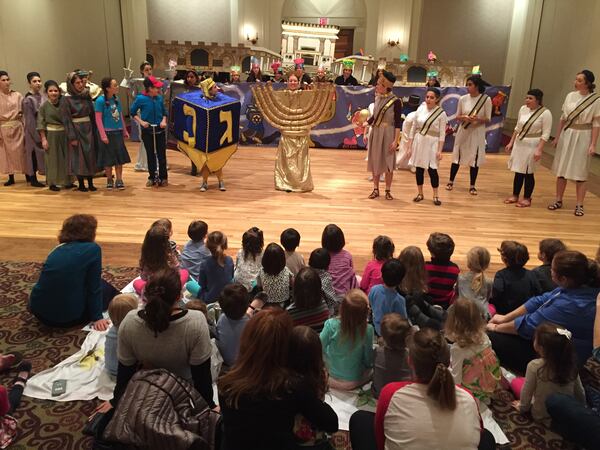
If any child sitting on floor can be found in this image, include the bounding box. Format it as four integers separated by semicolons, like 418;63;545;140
321;224;357;297
281;228;305;276
196;231;234;304
360;235;395;295
372;313;412;398
491;240;541;315
425;232;460;309
256;243;293;306
308;248;339;315
180;220;210;282
216;283;250;368
511;322;585;423
532;238;566;293
105;294;138;377
368;259;407;336
151;218;180;267
233;227;264;292
445;297;501;404
320;289;374;390
457;246;493;318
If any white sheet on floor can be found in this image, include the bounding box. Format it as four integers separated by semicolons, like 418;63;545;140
325;386;509;445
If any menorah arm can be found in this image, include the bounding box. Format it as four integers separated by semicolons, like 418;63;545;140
253;84;334;123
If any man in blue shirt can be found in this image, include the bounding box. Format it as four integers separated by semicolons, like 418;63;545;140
130;76;168;187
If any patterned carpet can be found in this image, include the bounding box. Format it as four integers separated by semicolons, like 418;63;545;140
0;260;594;449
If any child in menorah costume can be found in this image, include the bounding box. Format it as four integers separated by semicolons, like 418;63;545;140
252;77;334;192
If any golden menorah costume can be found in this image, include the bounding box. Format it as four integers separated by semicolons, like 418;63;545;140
252;83;334;192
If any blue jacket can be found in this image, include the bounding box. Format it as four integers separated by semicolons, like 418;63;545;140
130;93;166;126
29;241;103;326
515;286;599;364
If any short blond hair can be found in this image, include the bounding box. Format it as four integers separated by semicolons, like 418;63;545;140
108;294;138;327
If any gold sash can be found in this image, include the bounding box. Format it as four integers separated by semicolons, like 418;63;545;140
72;116;90;123
46;124;65;131
0;120;21;128
419;106;444;136
517;107;546;140
463;94;488;129
373;95;400;127
564;93;600;130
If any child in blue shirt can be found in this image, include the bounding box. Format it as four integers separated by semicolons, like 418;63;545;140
130;76;168;187
180;220;210;282
368;258;407;335
216;283;250;368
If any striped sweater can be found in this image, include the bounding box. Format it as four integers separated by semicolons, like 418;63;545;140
425;260;459;308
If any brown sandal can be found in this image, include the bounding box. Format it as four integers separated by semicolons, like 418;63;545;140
385;190;393;200
368;188;379;199
504;196;518;204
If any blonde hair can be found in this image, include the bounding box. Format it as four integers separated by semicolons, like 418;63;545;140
108;294;138;327
466;247;490;294
444;297;486;348
339;289;369;344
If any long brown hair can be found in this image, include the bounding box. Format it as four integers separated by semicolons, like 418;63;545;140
466;247;490;294
444;297;486;348
139;227;171;273
535;322;578;385
142;268;182;335
288;326;328;399
408;328;456;410
339;289;369;344
398;246;428;294
218;309;293;408
206;231;227;266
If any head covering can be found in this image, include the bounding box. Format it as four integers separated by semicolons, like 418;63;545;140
230;65;241;75
271;61;282;73
147;75;163;88
294;58;305;69
342;59;354;69
75;69;91;79
201;77;216;99
471;65;482;75
377;62;386;70
381;71;396;88
66;71;90;98
251;57;260;70
427;70;439;77
399;54;409;62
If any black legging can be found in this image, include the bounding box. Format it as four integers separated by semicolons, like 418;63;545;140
415;167;439;188
512;173;535;198
449;163;479;186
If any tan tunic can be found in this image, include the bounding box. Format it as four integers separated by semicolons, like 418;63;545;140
367;93;400;174
0;90;25;174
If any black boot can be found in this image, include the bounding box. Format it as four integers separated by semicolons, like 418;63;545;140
29;173;45;188
77;176;88;192
87;176;97;192
3;174;15;186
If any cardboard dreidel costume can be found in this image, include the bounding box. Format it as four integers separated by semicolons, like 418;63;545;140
172;78;240;191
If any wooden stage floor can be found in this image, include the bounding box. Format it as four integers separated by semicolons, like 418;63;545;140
0;144;598;273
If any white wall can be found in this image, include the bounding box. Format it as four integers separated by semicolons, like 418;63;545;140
0;0;126;94
531;0;600;127
416;0;514;84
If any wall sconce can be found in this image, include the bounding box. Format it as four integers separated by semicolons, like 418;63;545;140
246;32;258;45
387;38;400;47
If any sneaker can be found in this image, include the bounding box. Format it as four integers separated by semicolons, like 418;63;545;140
106;180;114;190
146;179;155;187
200;182;208;192
219;181;226;191
115;180;125;190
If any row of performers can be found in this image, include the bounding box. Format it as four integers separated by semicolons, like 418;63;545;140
364;70;599;217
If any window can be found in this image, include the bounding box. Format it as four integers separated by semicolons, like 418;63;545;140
407;66;427;83
190;49;209;66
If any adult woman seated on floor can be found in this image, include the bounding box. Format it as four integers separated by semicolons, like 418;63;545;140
349;327;495;450
487;250;600;374
218;308;338;450
29;214;117;330
104;267;214;409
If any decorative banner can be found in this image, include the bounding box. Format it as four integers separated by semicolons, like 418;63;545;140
165;82;511;152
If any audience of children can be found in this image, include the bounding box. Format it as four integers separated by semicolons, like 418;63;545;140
445;297;501;403
491;240;542;315
256;243;294;305
511;322;585;423
457;246;493;318
371;313;412;398
104;294;138;377
425;232;460;308
180;220;210;282
308;248;340;314
281;228;306;276
286;267;330;332
233;227;264;291
397;245;446;330
360;235;395;295
368;258;407;336
197;231;234;303
321;224;358;296
320;289;374;390
532;238;566;293
216;283;250;368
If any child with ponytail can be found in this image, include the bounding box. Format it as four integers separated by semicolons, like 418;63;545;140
197;231;234;303
457;247;493;318
511;322;585;423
